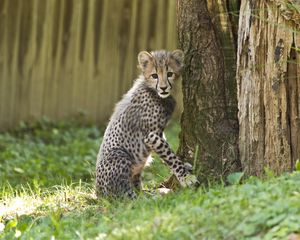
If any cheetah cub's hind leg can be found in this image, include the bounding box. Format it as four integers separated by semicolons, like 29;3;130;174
144;132;198;187
97;150;137;199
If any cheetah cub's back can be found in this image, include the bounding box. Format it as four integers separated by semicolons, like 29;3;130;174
96;49;198;198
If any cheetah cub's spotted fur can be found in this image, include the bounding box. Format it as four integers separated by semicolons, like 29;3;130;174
96;49;198;198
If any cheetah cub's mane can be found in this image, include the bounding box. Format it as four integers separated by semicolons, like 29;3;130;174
110;49;184;122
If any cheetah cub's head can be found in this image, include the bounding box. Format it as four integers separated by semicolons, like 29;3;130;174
138;49;184;98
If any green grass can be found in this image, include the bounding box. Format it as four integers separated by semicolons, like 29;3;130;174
1;120;300;239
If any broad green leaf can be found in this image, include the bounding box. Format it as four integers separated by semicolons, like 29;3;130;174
295;159;300;172
13;167;24;174
5;219;18;231
227;172;244;185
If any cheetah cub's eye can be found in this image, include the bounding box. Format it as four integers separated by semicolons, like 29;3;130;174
151;73;158;79
167;72;174;78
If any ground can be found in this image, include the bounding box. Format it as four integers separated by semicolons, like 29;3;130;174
0;120;300;239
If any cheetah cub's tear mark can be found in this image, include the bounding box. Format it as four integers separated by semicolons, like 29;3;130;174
96;49;198;198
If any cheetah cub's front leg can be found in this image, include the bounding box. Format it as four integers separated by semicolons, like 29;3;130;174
144;132;198;187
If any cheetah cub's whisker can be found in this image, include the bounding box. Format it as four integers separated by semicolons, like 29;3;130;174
96;49;198;198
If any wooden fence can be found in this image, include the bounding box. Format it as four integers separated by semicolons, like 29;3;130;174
0;0;178;130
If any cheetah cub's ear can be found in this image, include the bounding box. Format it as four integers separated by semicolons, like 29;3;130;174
169;49;184;74
138;51;154;76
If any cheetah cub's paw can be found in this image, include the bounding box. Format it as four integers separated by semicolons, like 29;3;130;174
178;174;199;187
177;163;199;187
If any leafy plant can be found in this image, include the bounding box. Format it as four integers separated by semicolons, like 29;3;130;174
0;120;103;189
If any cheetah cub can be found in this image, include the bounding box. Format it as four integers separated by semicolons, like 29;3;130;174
96;49;198;198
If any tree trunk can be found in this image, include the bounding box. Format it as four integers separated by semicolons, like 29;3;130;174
177;0;240;182
237;0;300;175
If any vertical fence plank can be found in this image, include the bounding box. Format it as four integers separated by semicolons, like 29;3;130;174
136;0;151;51
8;0;22;128
29;0;46;121
18;0;34;123
42;0;61;119
40;0;55;120
167;0;178;50
0;0;7;130
92;0;108;122
118;0;138;96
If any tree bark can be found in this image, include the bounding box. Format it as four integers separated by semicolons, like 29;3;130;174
177;0;240;182
237;0;300;175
